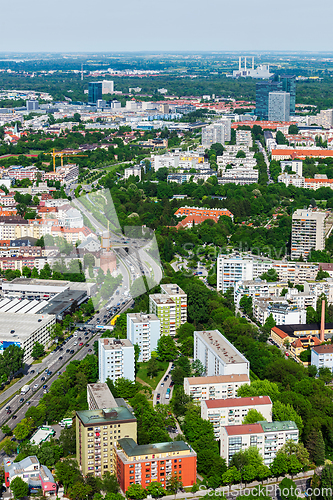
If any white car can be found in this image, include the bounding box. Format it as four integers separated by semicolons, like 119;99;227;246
74;341;78;346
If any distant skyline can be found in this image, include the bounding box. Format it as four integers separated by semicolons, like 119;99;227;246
1;0;333;53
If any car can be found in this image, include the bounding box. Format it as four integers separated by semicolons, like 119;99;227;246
30;370;35;374
88;349;92;352
59;347;63;351
156;394;160;399
59;356;63;360
12;415;17;419
74;342;78;346
43;385;47;389
19;398;24;403
5;405;10;410
74;333;77;337
79;342;83;346
66;349;70;353
156;401;160;404
58;371;61;375
164;377;168;382
7;409;11;414
85;343;89;347
70;349;74;354
26;401;31;406
41;377;45;382
48;371;52;376
78;337;82;341
161;383;164;387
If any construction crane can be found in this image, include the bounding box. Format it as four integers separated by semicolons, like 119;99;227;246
52;149;88;172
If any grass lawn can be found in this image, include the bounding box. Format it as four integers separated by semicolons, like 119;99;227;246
32;352;50;364
0;377;22;397
136;360;169;390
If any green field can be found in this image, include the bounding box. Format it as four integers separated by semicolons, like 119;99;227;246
136;360;169;389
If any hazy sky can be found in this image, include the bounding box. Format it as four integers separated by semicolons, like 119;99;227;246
1;0;333;53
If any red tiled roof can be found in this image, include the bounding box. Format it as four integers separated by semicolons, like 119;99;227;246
224;423;264;436
204;396;271;408
272;326;289;339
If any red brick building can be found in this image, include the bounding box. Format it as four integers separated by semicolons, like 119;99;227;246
115;438;197;492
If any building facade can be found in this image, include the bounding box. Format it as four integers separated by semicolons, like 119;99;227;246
183;374;250;402
127;313;160;362
291;209;326;260
311;344;333;372
255;81;282;119
98;338;135;383
268;92;290;122
194;330;250;377
115;438;197;492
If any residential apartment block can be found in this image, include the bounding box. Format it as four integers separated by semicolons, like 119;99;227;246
220;421;299;465
76;407;137;477
183;374;250;402
149;284;187;336
291;209;326;260
311;344;333;373
115;438;197;492
194;330;250;377
127;313;160;362
98;338;135;383
87;383;117;410
201;396;273;438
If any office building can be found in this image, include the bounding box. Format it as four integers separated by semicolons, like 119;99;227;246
268;92;290;122
4;456;56;495
26;100;39;111
255;81;282;119
98;338;135;383
311;344;333;373
201;396;273;438
0;312;55;361
127;313;160;362
291;209;326;260
202;121;231;148
124;167;141;180
194;330;250;377
149;284;187;336
76;407;137;477
115;438;197;491
88;82;103;104
183;374;250;402
102;80;114;94
280;75;296;115
87;383;117;410
221;421;299;465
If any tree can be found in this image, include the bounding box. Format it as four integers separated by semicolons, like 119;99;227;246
22;265;31;278
166;473;183;497
102;472;119;494
288;124;298;134
126;484;146;499
157;336;178;361
54;459;82;492
191;359;205;376
270;452;289;479
58;426;76;456
243;409;266;424
236;150;246;158
279;478;298;500
172;386;191;417
319;366;333;384
263;313;276;334
1;424;12;436
10;477;29;499
2;439;17;456
146;482;165;498
146;357;160;378
31;341;45;360
260;270;279;282
321;464;333;500
67;482;92;500
222;466;241;485
306;428;325;465
13;417;35;441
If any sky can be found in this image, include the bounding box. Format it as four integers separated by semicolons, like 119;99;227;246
1;0;333;53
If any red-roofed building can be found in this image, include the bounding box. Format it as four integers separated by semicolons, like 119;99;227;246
201;396;272;439
175;214;220;229
272;148;333;160
305;178;333;190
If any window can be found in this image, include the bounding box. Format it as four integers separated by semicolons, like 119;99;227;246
146;474;150;478
130;476;134;480
160;473;164;477
104;465;108;469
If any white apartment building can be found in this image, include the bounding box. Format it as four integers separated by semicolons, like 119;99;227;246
127;313;160;362
218;167;259;186
236;130;253;147
221;421;299;465
183;374;250;402
253;300;306;326
102;80;114;94
291;209;326;260
124;166;141;180
202;120;231;148
217;256;254;293
160;283;187;325
277;173;305;188
311;344;333;373
234;279;288;308
201;396;273;439
98;338;135;383
281;160;303;176
194;330;250;377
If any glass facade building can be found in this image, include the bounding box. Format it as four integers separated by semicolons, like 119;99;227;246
255;81;282;119
280;75;296;115
88;82;102;104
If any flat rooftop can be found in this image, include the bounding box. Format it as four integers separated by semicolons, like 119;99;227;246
149;294;175;305
0;312;55;343
260;420;298;432
160;283;186;296
76;406;136;426
195;330;249;365
127;313;159;324
186;374;250;385
224;423;264;436
118;438;192;457
275;323;333;334
87;383;117;408
3;277;70;288
99;338;133;350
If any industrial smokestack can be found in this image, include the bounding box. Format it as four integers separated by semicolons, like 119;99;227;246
244;57;247;70
252;57;254;70
320;299;325;342
239;56;241;71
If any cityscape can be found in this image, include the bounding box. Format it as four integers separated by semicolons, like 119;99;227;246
0;45;333;500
